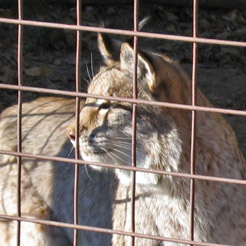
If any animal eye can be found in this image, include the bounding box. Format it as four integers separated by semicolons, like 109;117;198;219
99;102;111;109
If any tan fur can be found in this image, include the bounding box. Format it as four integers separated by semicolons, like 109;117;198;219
0;97;115;245
67;34;246;245
0;34;245;246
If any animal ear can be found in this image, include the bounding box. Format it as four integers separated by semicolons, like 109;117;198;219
98;33;123;66
120;43;158;92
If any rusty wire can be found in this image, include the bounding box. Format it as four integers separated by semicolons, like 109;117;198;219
1;149;246;186
16;0;23;245
0;0;246;246
73;0;82;245
189;0;199;244
130;0;140;245
0;213;231;246
1;83;246;116
0;17;246;47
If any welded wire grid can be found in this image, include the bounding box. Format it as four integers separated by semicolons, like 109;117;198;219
0;0;246;246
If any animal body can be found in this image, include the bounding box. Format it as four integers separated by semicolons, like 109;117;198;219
0;97;115;245
0;34;245;245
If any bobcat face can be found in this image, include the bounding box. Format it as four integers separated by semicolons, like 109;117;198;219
67;35;183;186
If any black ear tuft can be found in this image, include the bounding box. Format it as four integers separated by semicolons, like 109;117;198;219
98;33;123;65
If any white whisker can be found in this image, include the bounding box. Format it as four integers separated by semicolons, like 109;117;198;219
107;142;145;155
84;165;95;183
109;136;131;140
112;148;131;158
86;63;92;82
102;147;130;166
85;78;91;85
90;53;94;77
107;143;132;151
109;141;132;146
111;144;131;150
106;139;132;145
110;152;130;166
67;145;74;157
114;140;131;144
101;147;118;164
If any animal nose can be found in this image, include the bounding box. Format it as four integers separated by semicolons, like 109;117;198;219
66;126;75;141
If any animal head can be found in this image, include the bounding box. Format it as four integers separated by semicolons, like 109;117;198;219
67;34;191;186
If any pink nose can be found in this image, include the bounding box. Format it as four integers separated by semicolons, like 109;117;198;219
66;127;75;141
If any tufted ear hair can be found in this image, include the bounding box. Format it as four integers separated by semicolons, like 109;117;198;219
98;33;123;66
120;43;159;92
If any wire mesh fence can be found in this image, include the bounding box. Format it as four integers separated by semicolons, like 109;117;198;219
0;0;246;246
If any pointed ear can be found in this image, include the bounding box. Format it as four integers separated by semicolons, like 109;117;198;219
120;43;158;92
98;33;123;66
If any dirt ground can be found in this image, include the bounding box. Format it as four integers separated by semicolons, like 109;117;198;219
0;3;246;153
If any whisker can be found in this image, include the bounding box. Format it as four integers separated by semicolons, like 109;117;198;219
111;148;131;158
85;78;91;85
67;145;74;157
101;147;118;164
103;147;130;166
109;136;131;140
84;165;95;183
90;53;94;77
112;138;132;144
106;153;119;166
106;139;132;145
107;142;145;155
86;63;92;82
110;152;130;166
111;144;131;150
67;143;95;182
107;143;132;151
109;141;132;146
100;147;109;156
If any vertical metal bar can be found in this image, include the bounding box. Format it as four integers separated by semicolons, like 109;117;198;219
131;0;139;245
189;0;198;245
17;0;23;245
73;0;82;245
131;102;137;246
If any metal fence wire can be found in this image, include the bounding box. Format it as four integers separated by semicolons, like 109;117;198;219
0;0;246;246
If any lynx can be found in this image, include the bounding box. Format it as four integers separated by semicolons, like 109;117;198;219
0;34;245;246
67;34;246;245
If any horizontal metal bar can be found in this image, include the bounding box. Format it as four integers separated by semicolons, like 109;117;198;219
0;214;231;246
0;5;243;246
0;149;246;186
0;84;246;116
0;17;246;47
